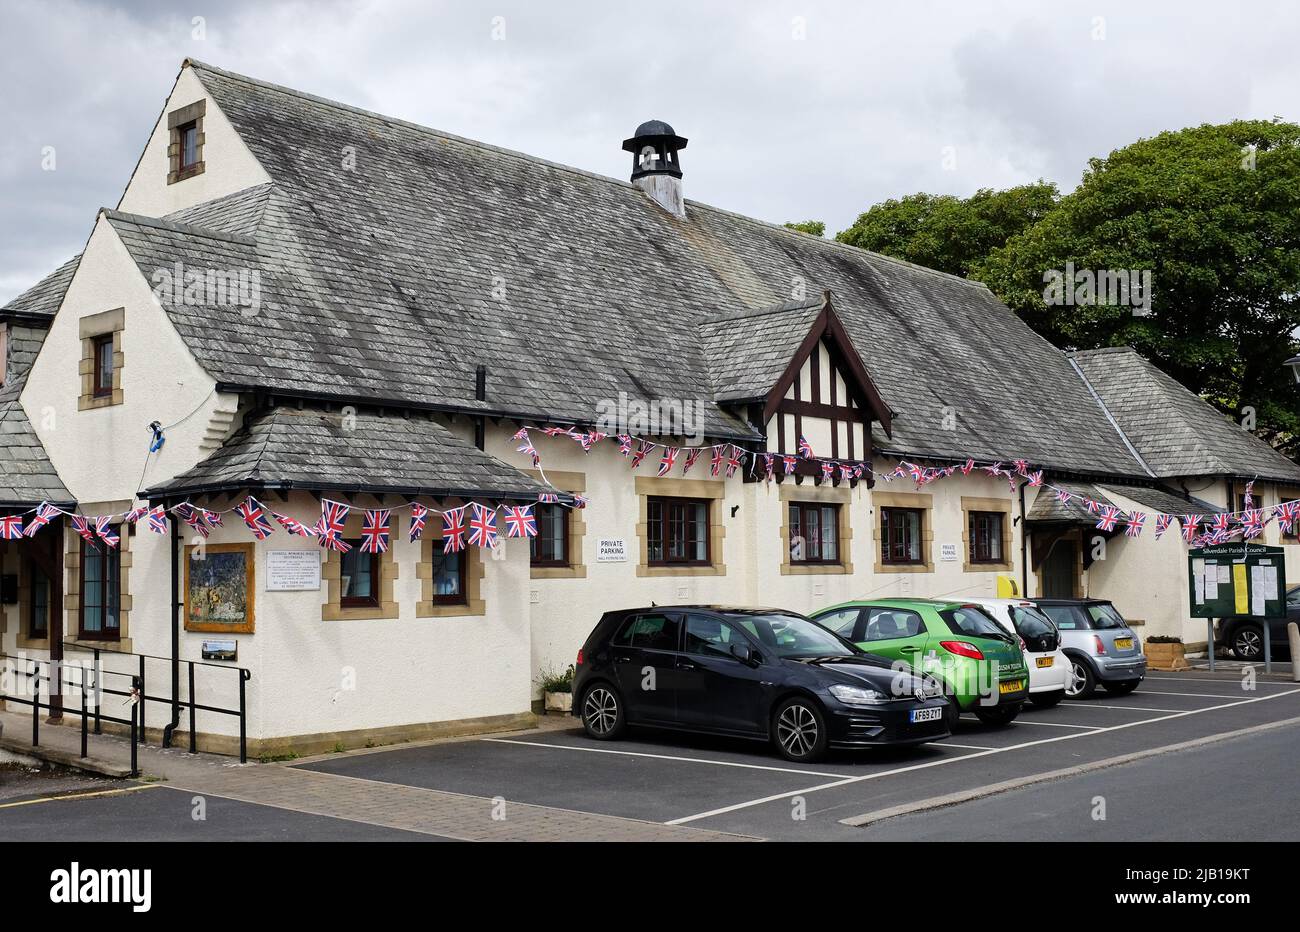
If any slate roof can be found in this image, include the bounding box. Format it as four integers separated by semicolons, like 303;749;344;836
0;324;74;506
1026;482;1115;524
144;406;552;501
1071;347;1300;484
1;254;81;320
97;60;1153;474
1098;484;1223;517
699;297;825;403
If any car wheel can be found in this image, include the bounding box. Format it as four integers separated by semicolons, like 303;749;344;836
1064;658;1096;699
1103;680;1139;696
1231;624;1264;661
580;683;626;740
772;696;829;762
943;690;962;731
1029;690;1065;708
974;703;1021;726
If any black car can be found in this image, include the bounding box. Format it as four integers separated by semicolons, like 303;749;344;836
571;605;950;762
1220;585;1300;660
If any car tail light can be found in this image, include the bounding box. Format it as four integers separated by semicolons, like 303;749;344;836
576;648;585;666
1018;636;1027;652
1093;635;1106;655
940;640;984;660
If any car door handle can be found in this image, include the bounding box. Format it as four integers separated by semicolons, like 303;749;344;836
677;660;698;671
900;646;920;654
614;655;632;664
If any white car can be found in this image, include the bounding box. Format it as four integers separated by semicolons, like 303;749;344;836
963;598;1072;706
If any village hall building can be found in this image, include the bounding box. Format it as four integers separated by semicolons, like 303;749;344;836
1;60;1297;755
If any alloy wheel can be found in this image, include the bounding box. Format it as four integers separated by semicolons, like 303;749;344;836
776;702;819;758
1235;628;1263;660
1065;661;1088;697
583;687;618;736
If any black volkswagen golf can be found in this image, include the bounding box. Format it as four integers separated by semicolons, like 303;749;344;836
571;606;950;762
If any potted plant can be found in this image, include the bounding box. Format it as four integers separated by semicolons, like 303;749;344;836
539;664;575;713
1145;636;1188;671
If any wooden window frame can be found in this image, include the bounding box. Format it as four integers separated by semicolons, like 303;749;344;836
178;120;200;171
880;507;924;566
340;541;381;609
529;503;570;567
430;548;469;606
968;511;1005;564
92;334;114;397
788;501;842;565
647;496;712;567
28;567;50;639
78;533;121;641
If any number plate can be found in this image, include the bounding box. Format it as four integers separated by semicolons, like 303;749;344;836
1115;637;1133;650
1036;656;1054;668
998;679;1024;695
910;707;943;723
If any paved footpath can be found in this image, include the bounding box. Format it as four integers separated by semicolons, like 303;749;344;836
0;711;752;841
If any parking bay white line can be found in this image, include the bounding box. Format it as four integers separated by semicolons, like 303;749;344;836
936;742;997;751
664;687;1300;826
1006;720;1104;729
1140;690;1254;699
1076;704;1180;713
481;737;846;778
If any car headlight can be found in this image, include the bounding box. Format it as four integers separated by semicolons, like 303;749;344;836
829;684;889;706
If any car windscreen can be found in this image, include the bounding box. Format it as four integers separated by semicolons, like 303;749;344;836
1010;606;1057;640
1085;603;1127;629
939;606;1013;641
732;613;858;658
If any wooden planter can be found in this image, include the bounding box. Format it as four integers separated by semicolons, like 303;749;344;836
1145;641;1188;671
544;690;573;713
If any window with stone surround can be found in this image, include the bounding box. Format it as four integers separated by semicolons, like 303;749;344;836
872;491;934;574
167;100;206;184
78;308;124;410
634;477;726;577
780;484;854;575
961;496;1014;572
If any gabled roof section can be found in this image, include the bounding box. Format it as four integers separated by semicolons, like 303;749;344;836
144;406;553;502
1026;482;1115;524
1071;347;1300;484
124;60;1153;472
700;296;823;404
1;254;81;321
0;324;74;507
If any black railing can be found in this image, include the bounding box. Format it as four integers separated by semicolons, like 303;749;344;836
1;643;251;767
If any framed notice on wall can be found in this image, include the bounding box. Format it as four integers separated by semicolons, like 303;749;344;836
184;542;255;634
266;550;322;591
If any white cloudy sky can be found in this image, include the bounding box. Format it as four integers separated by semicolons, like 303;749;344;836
2;0;1298;302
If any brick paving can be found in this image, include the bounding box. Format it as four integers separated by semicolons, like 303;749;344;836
0;711;752;841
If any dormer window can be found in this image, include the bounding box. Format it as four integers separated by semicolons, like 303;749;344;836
167;100;206;184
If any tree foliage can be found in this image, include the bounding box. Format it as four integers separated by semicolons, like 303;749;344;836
783;219;826;237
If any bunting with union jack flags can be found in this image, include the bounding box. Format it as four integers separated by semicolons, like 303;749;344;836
1153;514;1173;540
1095;506;1122;532
70;514;96;546
503;505;537;539
23;503;58;538
1124;512;1146;538
657;446;679;478
360;509;391;554
1181;515;1203;543
236;497;275;540
409;503;428;542
0;515;22;539
315;499;351;552
797;435;814;459
682;448;703;475
272;511;316;537
148;505;169;534
467;503;499;549
94;516;120;549
442;506;467;553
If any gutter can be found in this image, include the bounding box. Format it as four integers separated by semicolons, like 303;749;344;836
142;478;554;503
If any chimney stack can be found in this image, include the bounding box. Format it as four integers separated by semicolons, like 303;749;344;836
622;120;688;218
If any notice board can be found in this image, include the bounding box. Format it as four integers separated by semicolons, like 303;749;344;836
1188;543;1286;619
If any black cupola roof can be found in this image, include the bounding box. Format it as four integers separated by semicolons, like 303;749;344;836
621;119;688;180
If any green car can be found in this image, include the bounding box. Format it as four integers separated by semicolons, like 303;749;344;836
810;598;1029;727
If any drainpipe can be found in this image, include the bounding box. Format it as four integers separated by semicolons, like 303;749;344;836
1019;480;1029;597
161;513;181;748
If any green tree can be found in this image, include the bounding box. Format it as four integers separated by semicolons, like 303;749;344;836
835;183;1058;277
784;220;826;237
978;119;1300;452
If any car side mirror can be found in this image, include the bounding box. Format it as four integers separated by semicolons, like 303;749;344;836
730;643;756;665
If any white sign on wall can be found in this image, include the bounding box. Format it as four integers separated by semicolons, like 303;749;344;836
596;538;628;562
266;550;323;591
940;543;959;562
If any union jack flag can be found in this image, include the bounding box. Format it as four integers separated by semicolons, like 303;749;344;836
961;459;975;475
1211;513;1232;534
782;454;797;474
409;503;428;541
173;503;210;539
236;497;275;540
617;435;633;456
983;462;1004;477
1180;515;1202;543
572;495;589;510
442;506;467;553
94;516;119;548
854;465;867;480
148;506;169;534
467;503;499;549
1027;470;1044;487
201;509;224;528
1095;506;1122;532
23;503;57;537
516;437;540;466
1240;508;1266;540
272;511;316;537
892;465;907;478
682;448;703;475
1275;502;1299;535
797;435;814;459
123;506;148;525
360;509;391;553
657;446;679;477
577;431;606;452
906;462;925;483
1012;459;1029;476
629;441;651;470
821;462;834;482
1154;514;1174;539
1055;488;1073;504
504;505;537;538
71;514;96;545
1124;512;1146;538
1084;499;1101;515
710;446;725;477
1243;480;1256;510
538;492;559;504
0;515;22;539
762;453;775;481
542;426;573;438
315;500;351;552
725;446;743;478
512;428;529;442
839;464;853;483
